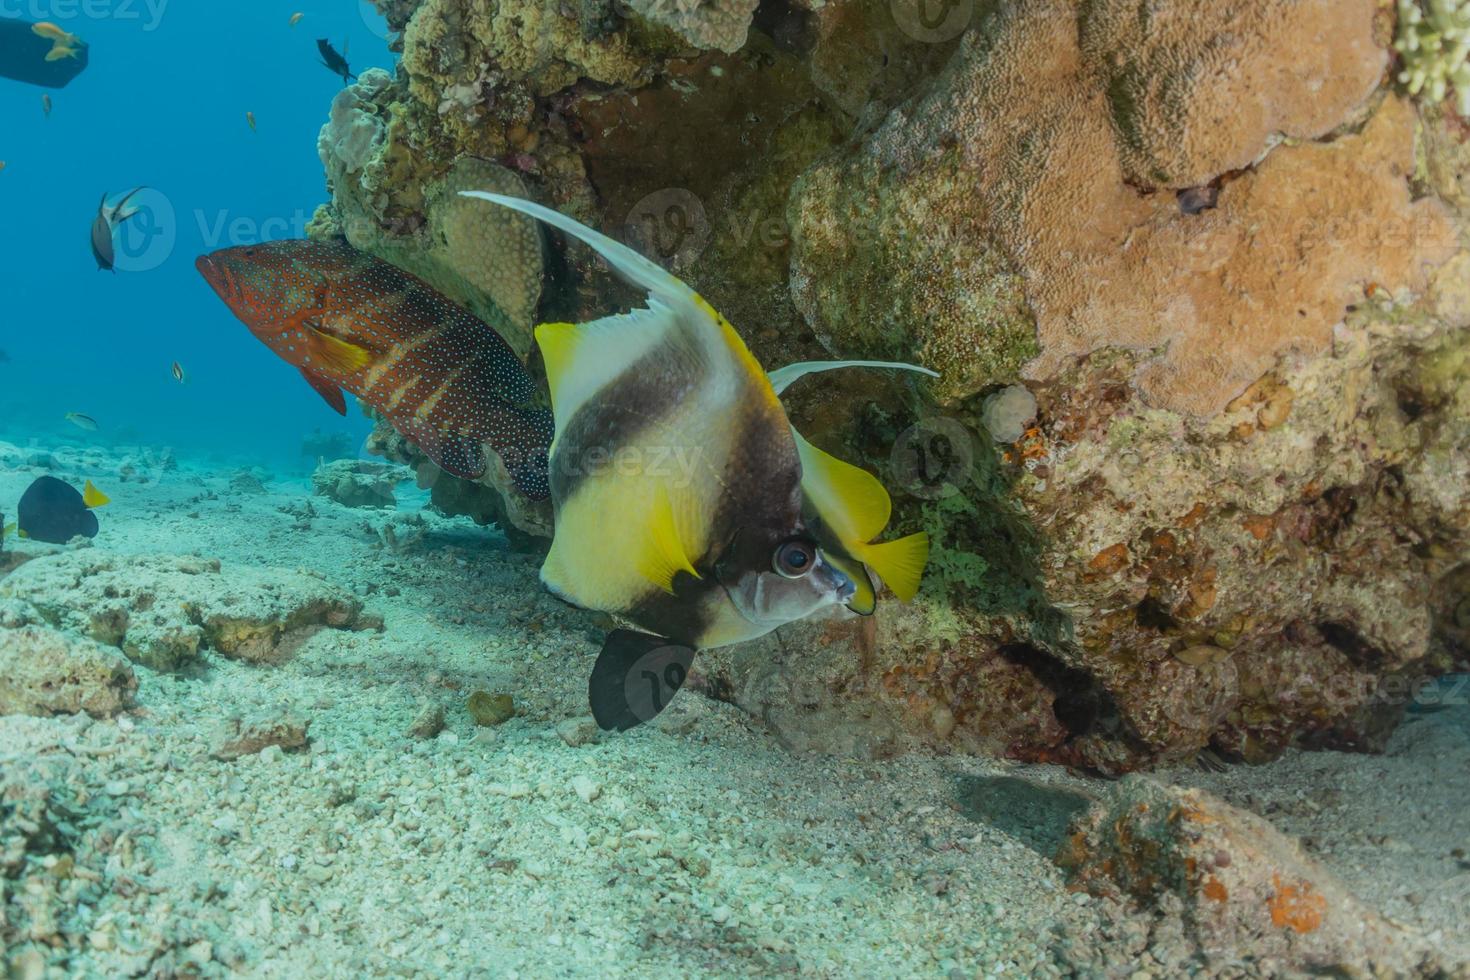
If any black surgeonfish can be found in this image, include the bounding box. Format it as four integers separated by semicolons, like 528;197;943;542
462;192;934;730
316;38;355;85
16;476;109;544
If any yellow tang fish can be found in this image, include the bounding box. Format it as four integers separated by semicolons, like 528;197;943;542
462;192;932;730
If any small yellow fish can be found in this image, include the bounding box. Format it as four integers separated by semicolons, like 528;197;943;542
2;522;15;540
44;46;81;62
247;111;257;132
64;412;99;432
0;162;6;175
42;94;52;117
82;480;111;508
289;12;304;26
31;22;77;45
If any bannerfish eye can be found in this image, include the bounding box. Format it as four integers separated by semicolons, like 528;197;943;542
773;539;815;578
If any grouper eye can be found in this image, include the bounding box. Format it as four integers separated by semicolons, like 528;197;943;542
773;539;816;578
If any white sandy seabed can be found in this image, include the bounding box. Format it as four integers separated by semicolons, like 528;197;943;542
0;438;1467;979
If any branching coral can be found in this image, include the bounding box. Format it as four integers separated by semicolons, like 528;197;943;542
1396;0;1470;114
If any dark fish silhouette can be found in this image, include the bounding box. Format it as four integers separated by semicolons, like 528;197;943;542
196;239;552;498
316;38;355;85
16;476;107;544
91;187;145;273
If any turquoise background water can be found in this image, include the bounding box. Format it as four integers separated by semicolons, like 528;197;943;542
0;2;393;469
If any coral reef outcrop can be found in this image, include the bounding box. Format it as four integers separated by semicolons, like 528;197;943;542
340;0;1470;772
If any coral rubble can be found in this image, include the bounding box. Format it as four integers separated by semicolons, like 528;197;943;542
0;553;371;670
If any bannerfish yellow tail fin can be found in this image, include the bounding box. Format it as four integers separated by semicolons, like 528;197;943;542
793;427;931;602
307;327;372;376
793;428;892;545
82;480;110;509
768;360;938;396
460;192;695;306
634;485;703;595
853;532;929;603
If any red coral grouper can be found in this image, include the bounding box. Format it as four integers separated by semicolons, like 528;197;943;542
196;240;552;499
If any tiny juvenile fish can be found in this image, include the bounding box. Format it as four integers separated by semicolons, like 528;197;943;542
64;412;99;431
462;193;933;730
289;12;304;26
171;361;186;383
42;94;52;117
196;239;552;498
30;22;77;45
246;111;257;132
316;38;355;85
91;187;146;273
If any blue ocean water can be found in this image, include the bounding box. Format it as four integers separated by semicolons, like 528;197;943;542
0;2;393;469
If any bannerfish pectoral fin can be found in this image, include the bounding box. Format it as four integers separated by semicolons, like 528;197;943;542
635;485;703;595
299;367;347;415
767;359;938;396
82;480;110;509
589;629;697;732
305;327;372;376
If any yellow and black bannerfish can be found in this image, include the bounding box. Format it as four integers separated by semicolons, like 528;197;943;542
463;191;933;730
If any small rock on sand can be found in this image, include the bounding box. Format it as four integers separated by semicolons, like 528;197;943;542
210;710;310;761
406;703;446;739
555;716;599;747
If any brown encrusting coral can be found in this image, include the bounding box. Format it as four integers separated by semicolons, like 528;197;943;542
339;0;1470;775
